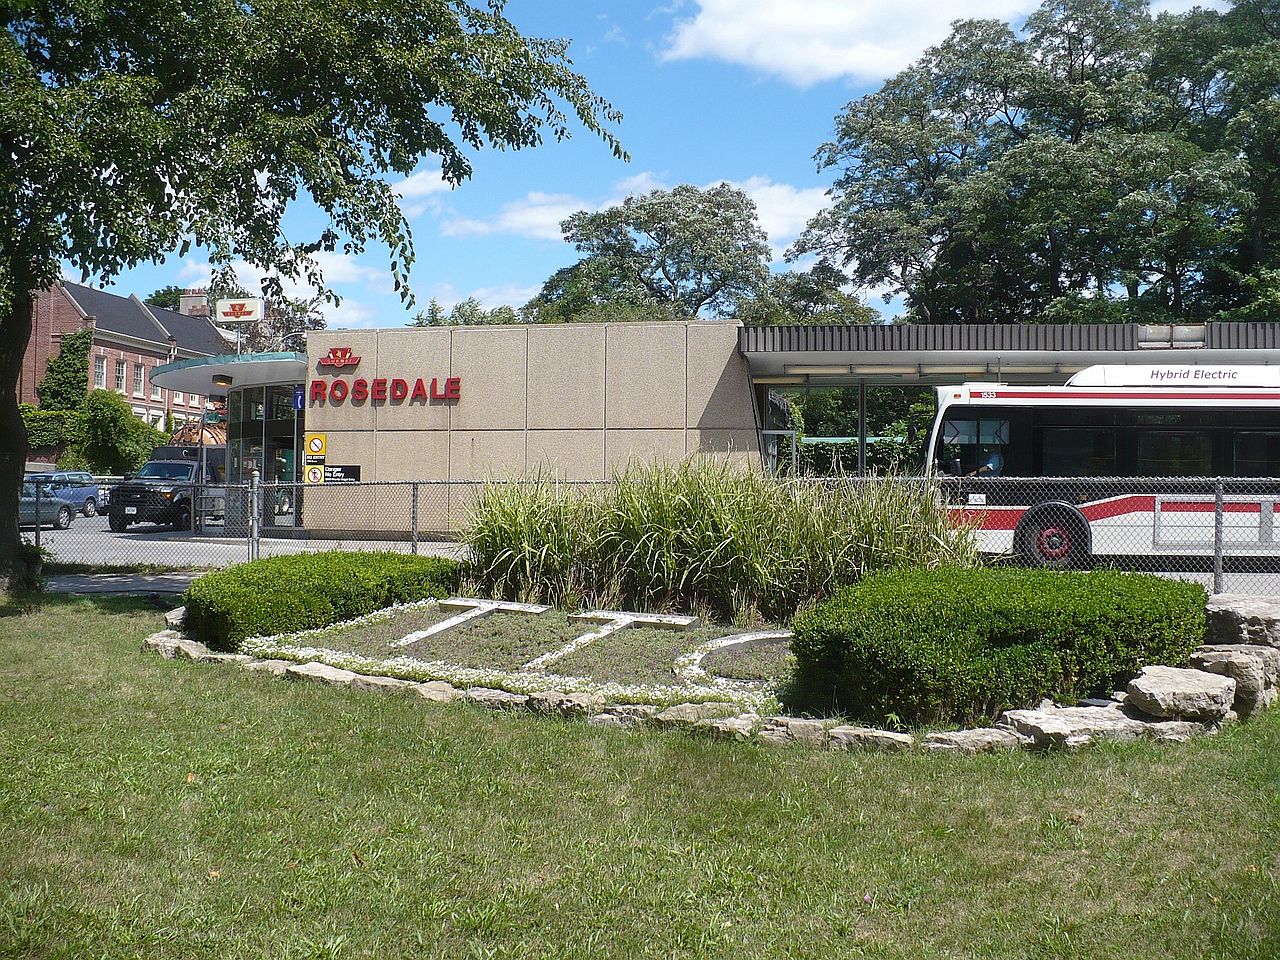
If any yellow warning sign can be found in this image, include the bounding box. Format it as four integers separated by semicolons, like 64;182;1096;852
304;465;325;485
305;433;327;456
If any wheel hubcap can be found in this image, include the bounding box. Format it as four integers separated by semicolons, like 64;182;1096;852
1038;525;1070;560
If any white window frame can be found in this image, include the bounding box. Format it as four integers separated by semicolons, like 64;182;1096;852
93;356;106;389
114;359;127;393
173;390;184;405
132;363;144;397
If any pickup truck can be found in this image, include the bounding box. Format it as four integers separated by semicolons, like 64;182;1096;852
106;460;223;532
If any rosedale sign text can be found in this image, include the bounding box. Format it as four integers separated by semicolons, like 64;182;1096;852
309;346;461;406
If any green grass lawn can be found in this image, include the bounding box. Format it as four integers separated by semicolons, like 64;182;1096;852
2;596;1279;960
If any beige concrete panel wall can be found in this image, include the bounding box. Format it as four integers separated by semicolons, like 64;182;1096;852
526;324;606;429
526;430;606;480
448;327;528;430
687;429;761;463
374;430;450;482
319;430;379;481
686;323;757;431
604;429;686;476
304;330;381;433
604;324;686;429
372;328;453;432
448;430;528;481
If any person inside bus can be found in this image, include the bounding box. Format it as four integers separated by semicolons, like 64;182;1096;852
970;446;1004;477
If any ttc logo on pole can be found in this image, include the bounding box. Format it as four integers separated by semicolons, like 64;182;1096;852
310;346;461;406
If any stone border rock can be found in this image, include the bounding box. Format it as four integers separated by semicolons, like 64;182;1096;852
144;596;1280;757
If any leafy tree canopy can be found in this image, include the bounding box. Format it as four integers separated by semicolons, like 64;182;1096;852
733;262;880;326
0;0;622;580
408;297;520;326
554;184;772;319
146;285;185;312
793;0;1279;324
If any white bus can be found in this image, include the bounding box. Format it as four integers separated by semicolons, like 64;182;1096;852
926;364;1280;567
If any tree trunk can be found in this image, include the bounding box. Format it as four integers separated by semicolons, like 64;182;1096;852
0;283;38;592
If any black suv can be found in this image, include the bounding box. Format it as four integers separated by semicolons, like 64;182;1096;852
107;460;218;532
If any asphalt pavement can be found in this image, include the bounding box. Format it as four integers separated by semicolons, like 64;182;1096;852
32;513;464;570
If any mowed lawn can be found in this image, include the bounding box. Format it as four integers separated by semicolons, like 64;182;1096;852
2;597;1278;960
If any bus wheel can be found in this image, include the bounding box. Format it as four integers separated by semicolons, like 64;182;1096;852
1017;510;1090;569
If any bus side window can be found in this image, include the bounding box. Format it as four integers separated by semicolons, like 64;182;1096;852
1235;432;1280;476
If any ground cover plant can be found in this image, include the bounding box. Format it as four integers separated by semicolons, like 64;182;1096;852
243;602;789;705
2;596;1278;959
464;459;977;621
183;552;460;649
790;568;1208;726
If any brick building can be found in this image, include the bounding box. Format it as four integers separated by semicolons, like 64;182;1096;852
22;283;229;429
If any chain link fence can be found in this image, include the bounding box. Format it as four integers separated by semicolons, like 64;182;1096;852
22;473;1280;595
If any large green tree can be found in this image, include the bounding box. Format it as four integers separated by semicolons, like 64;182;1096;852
551;183;771;319
793;0;1276;324
0;0;621;582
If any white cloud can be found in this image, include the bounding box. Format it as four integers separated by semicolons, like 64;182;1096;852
391;168;453;218
325;298;379;329
663;0;1036;85
722;175;828;254
469;283;542;310
611;171;668;199
441;191;588;241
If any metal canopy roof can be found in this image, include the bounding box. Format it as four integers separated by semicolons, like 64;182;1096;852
739;323;1280;385
150;352;306;395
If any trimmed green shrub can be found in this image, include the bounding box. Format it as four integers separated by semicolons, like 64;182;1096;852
20;404;84;450
464;460;977;621
788;567;1207;726
184;552;460;650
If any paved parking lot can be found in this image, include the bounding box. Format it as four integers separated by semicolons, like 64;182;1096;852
31;514;463;569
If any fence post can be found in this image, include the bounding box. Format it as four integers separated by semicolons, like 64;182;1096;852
410;482;419;555
1213;478;1225;595
248;469;260;562
33;481;40;551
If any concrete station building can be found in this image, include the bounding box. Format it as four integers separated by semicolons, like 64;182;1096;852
152;319;1280;530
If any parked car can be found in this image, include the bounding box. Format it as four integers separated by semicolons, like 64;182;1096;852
107;460;223;532
19;480;76;530
24;470;100;516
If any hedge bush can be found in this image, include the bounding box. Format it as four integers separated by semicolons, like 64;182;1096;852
788;568;1207;726
184;552;460;650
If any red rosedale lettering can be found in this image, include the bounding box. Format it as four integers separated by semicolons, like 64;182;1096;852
308;376;460;406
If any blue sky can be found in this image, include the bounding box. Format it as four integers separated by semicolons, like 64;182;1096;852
89;0;1221;329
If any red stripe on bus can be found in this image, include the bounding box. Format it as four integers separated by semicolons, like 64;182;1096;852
1081;496;1155;520
951;496;1265;531
980;390;1280;401
949;508;1023;530
1159;501;1262;513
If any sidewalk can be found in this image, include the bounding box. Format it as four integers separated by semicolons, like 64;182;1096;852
47;573;201;595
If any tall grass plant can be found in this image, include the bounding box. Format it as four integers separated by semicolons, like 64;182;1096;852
463;459;976;621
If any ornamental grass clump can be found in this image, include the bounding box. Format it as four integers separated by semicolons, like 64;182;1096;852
463;459;976;621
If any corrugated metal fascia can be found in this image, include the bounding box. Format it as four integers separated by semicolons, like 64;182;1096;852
1205;322;1280;349
740;323;1145;353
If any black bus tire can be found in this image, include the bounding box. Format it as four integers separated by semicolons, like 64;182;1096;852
1015;506;1091;570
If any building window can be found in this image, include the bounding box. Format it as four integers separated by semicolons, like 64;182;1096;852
150;371;162;401
114;359;126;393
132;363;144;396
93;356;106;389
173;390;185;405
